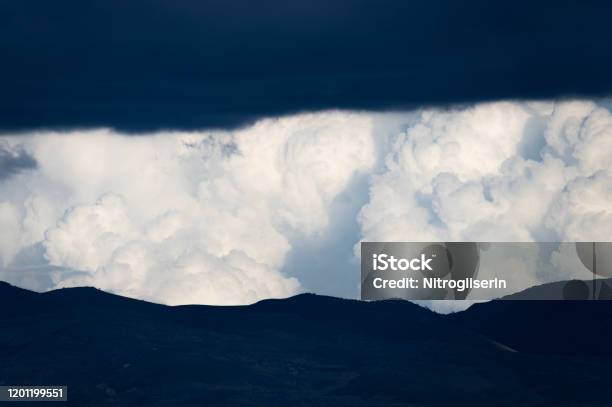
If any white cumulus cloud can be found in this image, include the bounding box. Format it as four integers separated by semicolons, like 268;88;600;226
0;112;376;305
1;101;612;311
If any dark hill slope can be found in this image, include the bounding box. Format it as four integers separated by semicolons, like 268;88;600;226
448;300;612;356
1;282;611;406
447;278;612;357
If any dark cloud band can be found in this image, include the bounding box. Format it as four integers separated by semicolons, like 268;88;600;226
0;146;37;180
1;0;611;132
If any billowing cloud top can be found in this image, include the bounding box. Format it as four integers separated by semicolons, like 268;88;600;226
1;100;612;311
2;1;612;131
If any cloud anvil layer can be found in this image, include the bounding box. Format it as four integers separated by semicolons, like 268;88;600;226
2;0;612;131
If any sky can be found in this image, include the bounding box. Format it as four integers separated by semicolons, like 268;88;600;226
2;0;612;131
1;2;612;312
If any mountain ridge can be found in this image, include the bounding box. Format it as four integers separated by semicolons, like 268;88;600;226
2;280;612;406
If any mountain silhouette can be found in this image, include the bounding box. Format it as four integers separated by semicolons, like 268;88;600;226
449;278;612;357
1;281;612;406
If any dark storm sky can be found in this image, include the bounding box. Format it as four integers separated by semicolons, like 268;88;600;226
1;0;612;131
